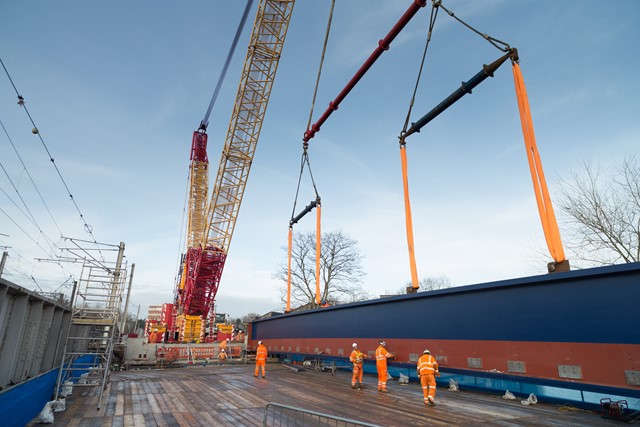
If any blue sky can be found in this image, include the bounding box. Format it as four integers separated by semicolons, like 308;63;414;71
1;0;638;319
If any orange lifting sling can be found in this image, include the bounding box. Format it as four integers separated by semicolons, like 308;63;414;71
512;62;567;269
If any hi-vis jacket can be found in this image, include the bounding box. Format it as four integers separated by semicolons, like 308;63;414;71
375;346;392;367
256;344;268;363
350;349;364;365
417;353;439;376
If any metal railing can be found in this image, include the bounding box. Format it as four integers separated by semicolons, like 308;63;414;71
263;403;382;427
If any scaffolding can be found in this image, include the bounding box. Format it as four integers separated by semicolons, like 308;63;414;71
54;242;128;410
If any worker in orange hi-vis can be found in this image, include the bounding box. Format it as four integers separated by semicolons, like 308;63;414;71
255;341;268;378
218;348;227;364
375;341;394;392
349;343;366;389
417;349;440;406
148;328;158;344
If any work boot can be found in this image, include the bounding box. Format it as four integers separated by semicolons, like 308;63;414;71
379;389;389;393
351;384;356;389
428;397;436;406
358;383;365;389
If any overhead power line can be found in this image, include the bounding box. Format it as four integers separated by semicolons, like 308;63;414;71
0;56;106;263
0;118;64;236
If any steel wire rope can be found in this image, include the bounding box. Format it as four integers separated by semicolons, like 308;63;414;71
287;0;335;311
438;2;510;52
1;56;107;265
435;3;567;265
201;0;254;129
400;1;440;136
304;0;335;136
396;1;441;290
290;0;334;219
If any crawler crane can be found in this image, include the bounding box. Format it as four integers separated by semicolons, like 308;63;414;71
172;0;295;342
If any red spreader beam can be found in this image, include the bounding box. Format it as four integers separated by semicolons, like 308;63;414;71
303;0;427;143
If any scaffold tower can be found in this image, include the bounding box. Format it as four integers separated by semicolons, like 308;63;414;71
54;242;128;410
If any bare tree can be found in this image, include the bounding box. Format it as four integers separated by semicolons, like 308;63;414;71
396;276;451;294
556;155;640;266
274;230;368;309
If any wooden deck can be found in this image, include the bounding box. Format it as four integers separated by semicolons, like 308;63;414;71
33;362;619;426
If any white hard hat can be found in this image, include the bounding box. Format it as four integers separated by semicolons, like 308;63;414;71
380;341;386;346
258;341;263;345
352;343;357;348
423;349;430;354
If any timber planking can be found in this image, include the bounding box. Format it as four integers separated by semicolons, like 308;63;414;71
31;363;617;426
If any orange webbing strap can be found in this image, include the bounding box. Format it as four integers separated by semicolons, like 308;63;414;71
286;227;293;313
512;62;566;263
400;144;420;289
315;203;322;305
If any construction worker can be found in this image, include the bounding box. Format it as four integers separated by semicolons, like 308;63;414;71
349;342;365;390
349;343;365;389
148;328;158;344
218;348;227;364
375;341;394;392
255;340;268;378
417;349;440;406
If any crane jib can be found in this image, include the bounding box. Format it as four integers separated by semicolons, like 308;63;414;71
404;50;512;139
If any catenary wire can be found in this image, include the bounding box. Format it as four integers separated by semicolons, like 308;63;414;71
0;118;64;236
1;56;106;263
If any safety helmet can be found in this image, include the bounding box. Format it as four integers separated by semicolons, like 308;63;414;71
258;341;263;345
423;349;430;354
352;343;358;348
154;329;158;332
380;341;386;346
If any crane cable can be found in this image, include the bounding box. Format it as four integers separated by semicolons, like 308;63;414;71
200;0;254;130
287;151;322;312
438;1;566;266
401;1;566;270
287;0;335;312
398;1;441;291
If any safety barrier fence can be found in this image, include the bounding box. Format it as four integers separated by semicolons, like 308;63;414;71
263;402;382;427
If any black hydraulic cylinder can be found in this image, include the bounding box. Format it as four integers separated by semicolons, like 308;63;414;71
404;50;512;138
290;199;319;226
